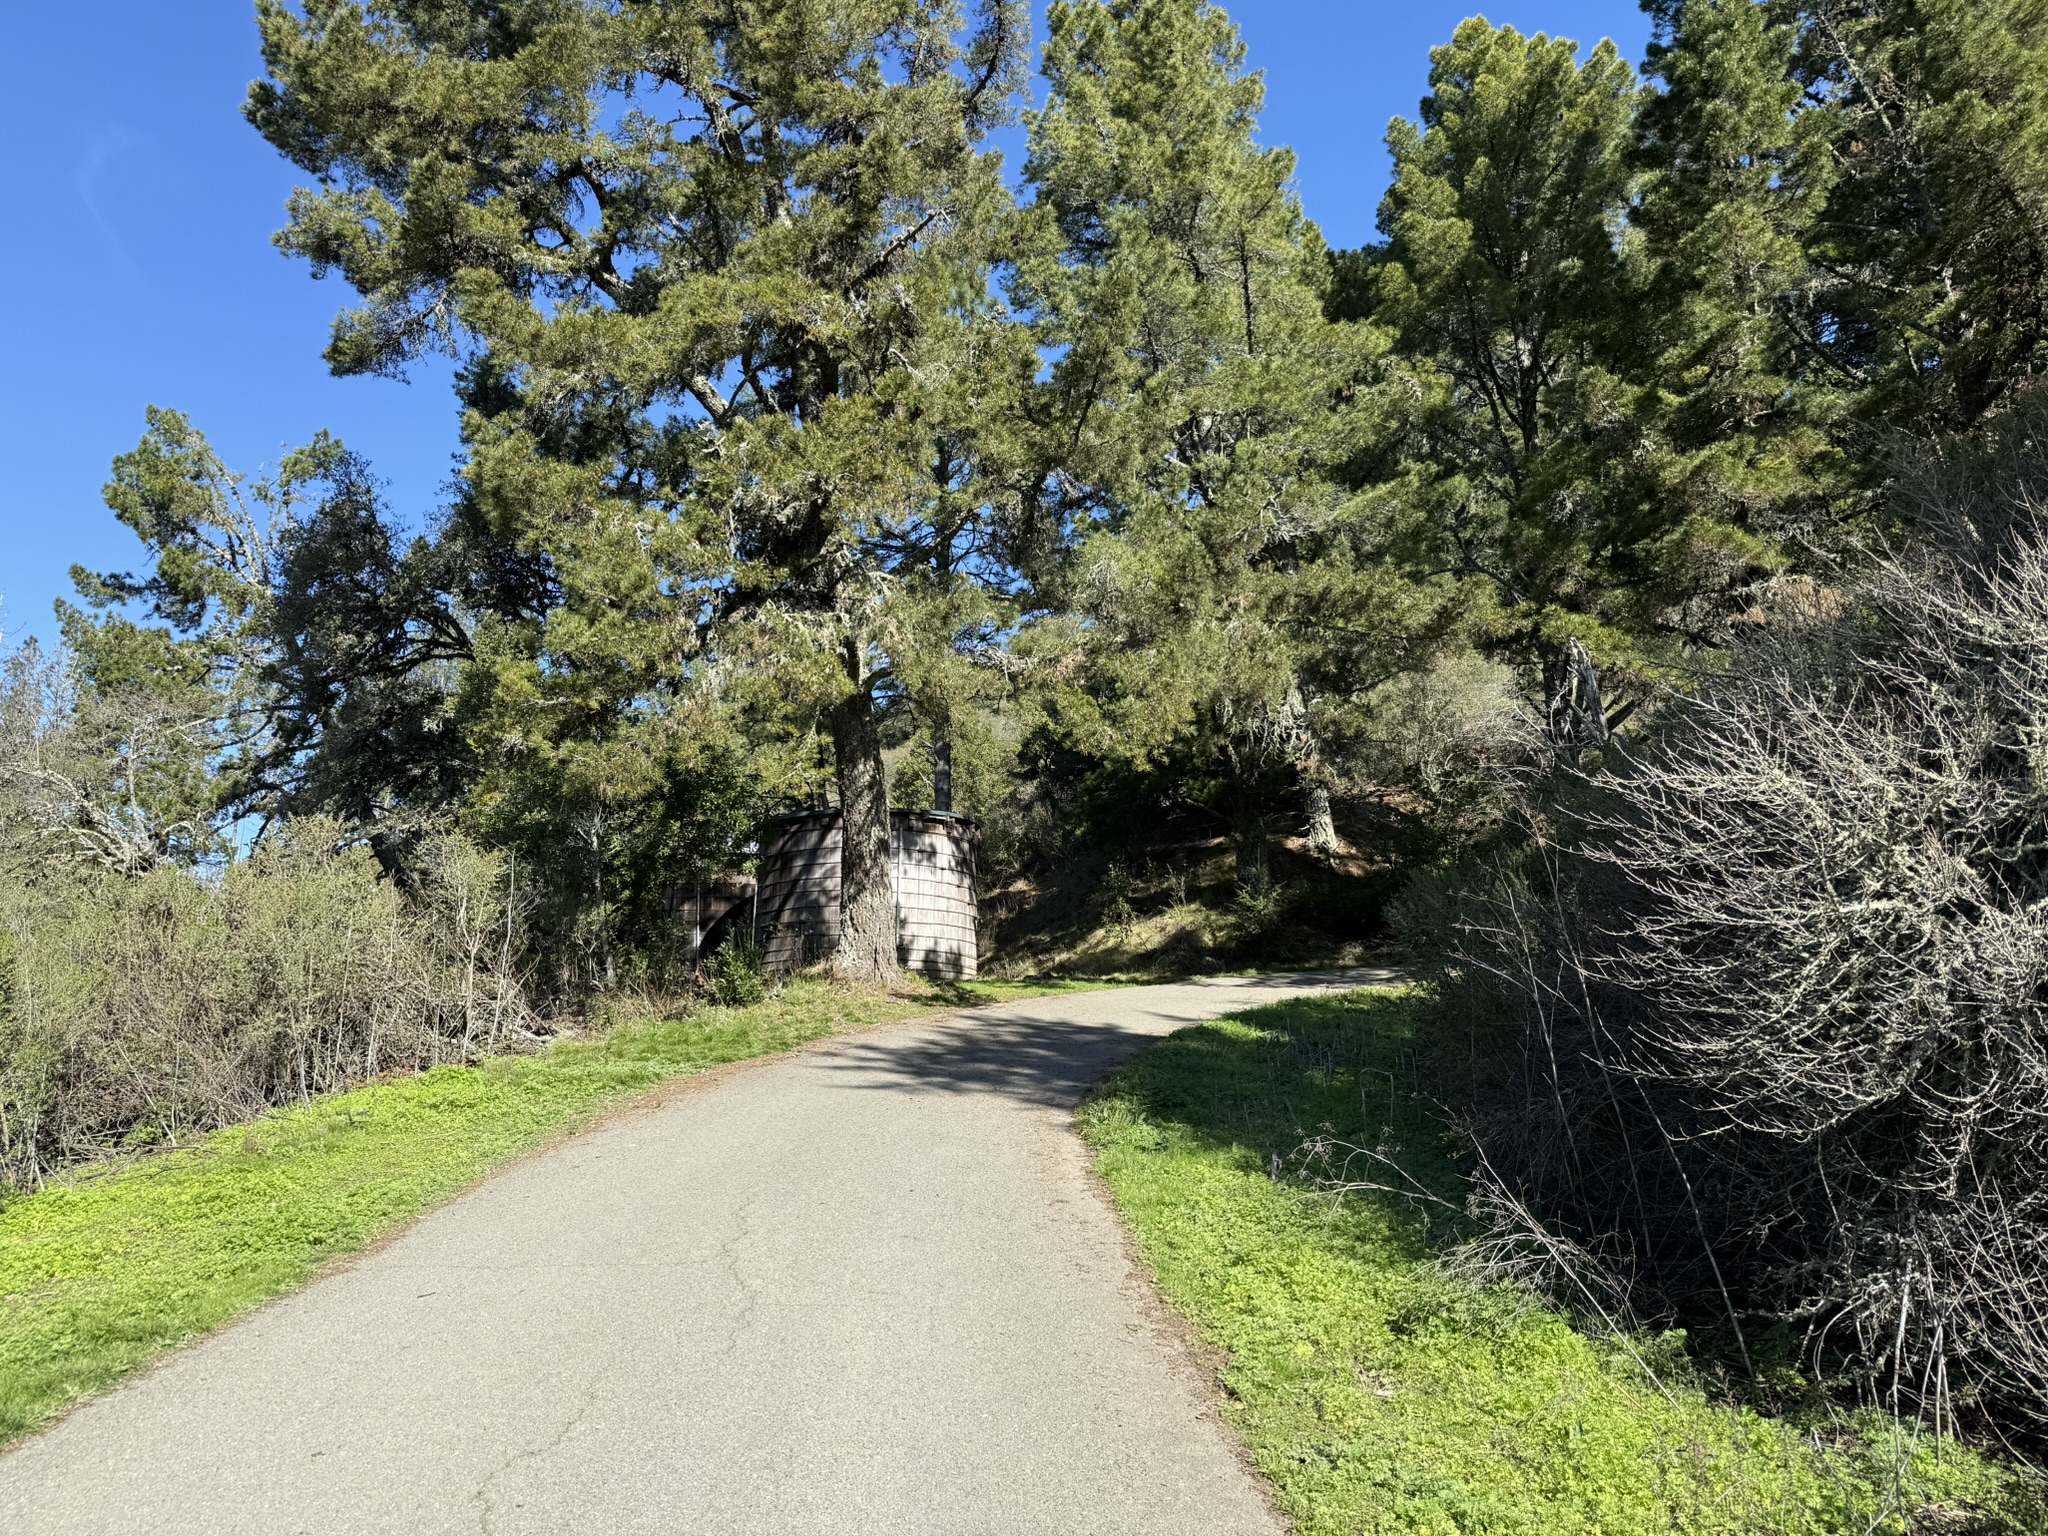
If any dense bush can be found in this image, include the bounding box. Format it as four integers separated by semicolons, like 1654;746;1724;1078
0;826;535;1190
1414;408;2048;1446
705;935;767;1009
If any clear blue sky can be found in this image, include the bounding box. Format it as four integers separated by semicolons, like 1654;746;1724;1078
0;1;1650;647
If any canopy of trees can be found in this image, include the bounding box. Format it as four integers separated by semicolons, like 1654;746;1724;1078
16;0;2036;981
6;8;1983;929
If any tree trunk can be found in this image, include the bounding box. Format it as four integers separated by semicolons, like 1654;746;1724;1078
1277;683;1341;862
1233;806;1270;890
830;687;899;983
1302;778;1340;862
933;728;954;814
1544;637;1609;767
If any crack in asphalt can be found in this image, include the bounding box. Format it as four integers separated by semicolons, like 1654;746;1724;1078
714;1186;768;1365
471;1384;602;1536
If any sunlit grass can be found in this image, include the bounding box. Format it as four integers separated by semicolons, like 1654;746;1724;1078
1080;989;2041;1535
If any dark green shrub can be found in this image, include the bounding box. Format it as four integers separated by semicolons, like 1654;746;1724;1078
707;936;767;1009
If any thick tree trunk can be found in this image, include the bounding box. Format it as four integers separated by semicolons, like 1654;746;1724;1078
830;687;899;983
1234;832;1270;890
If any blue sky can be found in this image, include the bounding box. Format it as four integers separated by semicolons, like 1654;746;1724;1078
0;1;1650;647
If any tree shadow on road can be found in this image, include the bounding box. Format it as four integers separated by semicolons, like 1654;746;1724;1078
816;972;1403;1110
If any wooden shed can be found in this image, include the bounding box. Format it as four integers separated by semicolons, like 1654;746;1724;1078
753;809;979;979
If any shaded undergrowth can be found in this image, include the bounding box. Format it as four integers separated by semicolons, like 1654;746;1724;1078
1079;988;2044;1535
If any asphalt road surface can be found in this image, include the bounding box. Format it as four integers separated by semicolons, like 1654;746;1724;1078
0;971;1394;1535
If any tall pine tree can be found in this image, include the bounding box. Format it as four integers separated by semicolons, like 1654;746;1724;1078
1023;0;1463;874
1363;21;1650;745
1631;0;1837;623
249;0;1034;980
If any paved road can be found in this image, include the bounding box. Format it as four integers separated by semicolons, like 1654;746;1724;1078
0;971;1393;1535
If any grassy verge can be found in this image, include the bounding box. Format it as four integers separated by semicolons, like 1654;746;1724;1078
1079;988;2042;1536
0;972;1094;1446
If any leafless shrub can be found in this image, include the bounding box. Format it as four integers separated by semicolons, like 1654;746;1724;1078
1353;649;1538;836
0;822;539;1191
1425;403;2048;1450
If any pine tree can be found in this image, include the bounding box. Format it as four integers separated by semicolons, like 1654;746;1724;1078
1347;16;1822;745
1794;0;2048;442
248;0;1034;981
1023;0;1463;875
1630;0;1838;626
58;409;350;866
1363;20;1651;743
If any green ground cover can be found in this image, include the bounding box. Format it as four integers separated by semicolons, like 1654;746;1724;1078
0;973;1089;1446
1079;989;2043;1536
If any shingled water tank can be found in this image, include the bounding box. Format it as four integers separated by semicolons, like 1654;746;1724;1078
753;809;979;979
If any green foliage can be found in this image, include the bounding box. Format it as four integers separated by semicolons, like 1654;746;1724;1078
26;4;2048;1492
1336;1;2048;682
1797;0;2048;440
59;408;388;866
258;446;479;854
1022;0;1477;876
1366;20;1723;679
1080;991;2040;1535
706;935;767;1010
1632;0;1842;560
185;0;2048;972
458;696;762;991
1226;868;1288;929
247;0;1045;979
1097;858;1139;930
1373;23;1634;548
64;408;767;994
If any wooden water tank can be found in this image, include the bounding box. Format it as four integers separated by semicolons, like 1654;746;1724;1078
753;811;841;972
753;809;978;979
892;810;979;980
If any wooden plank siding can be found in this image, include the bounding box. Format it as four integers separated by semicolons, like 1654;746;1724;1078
893;813;978;980
751;810;978;980
754;813;842;973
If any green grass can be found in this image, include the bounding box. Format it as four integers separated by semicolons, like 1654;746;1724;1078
1079;989;2042;1536
0;972;1096;1446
